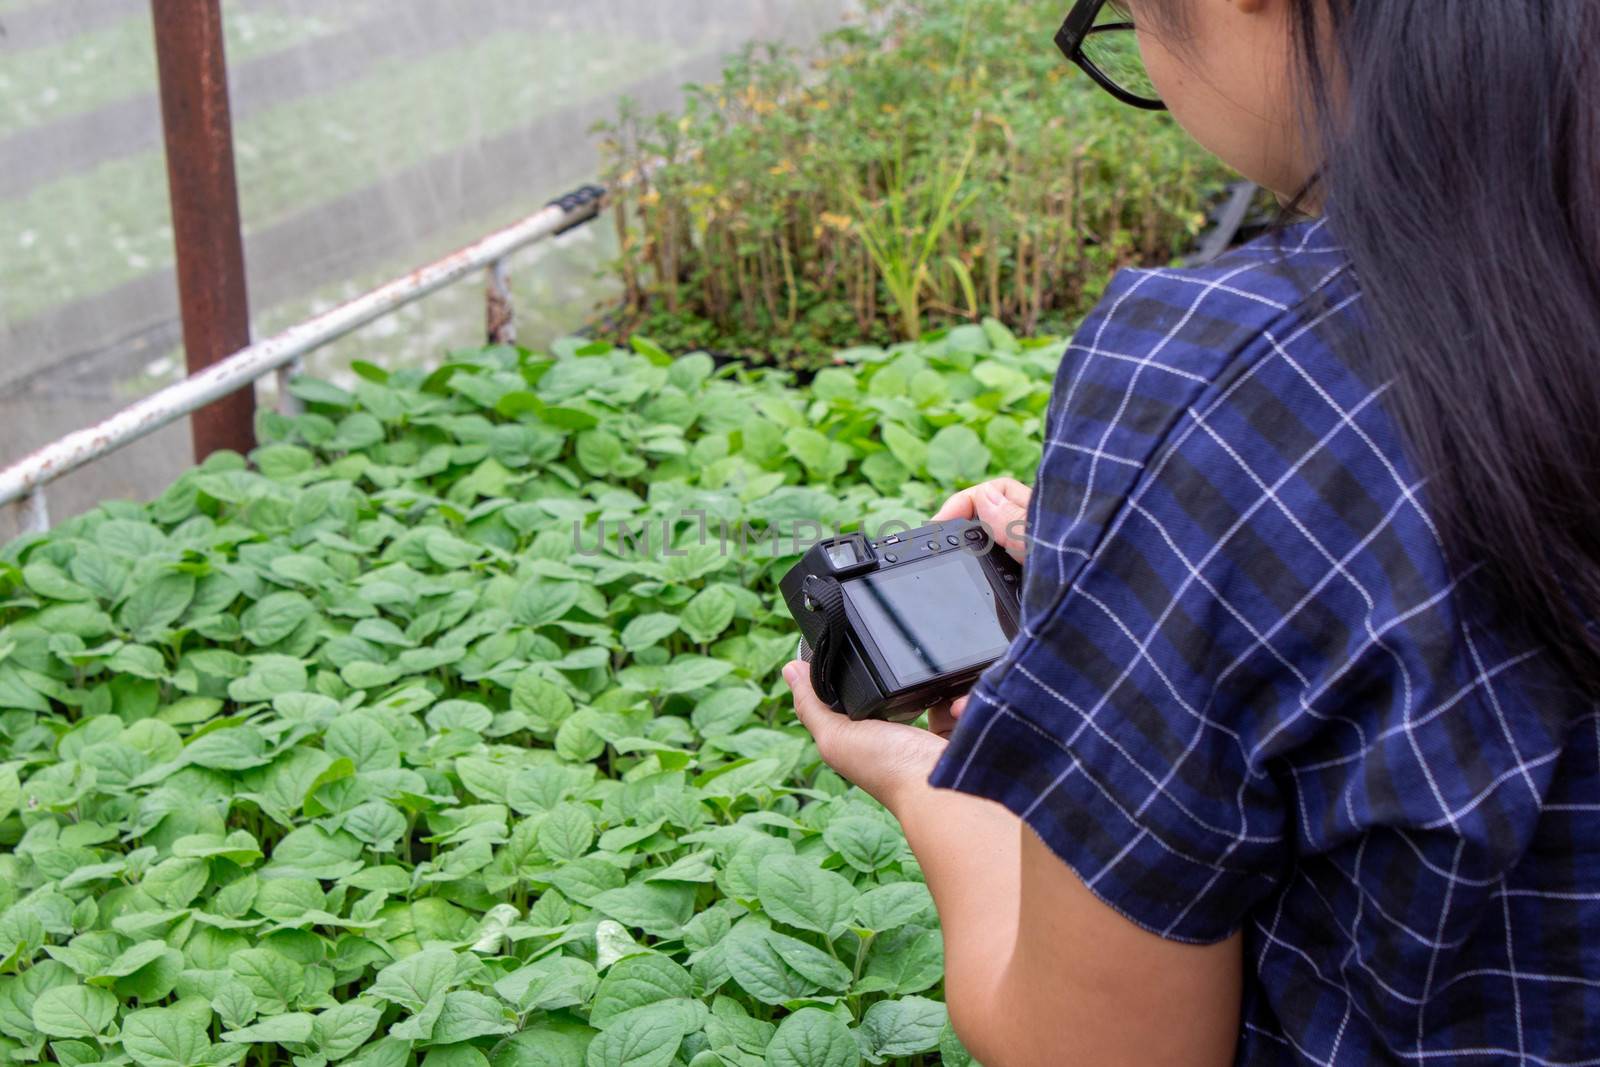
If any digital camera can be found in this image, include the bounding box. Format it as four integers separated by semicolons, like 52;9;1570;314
779;518;1023;723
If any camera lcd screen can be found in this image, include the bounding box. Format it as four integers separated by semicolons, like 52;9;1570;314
843;553;1014;689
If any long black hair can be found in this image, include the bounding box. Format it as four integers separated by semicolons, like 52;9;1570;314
1162;1;1600;695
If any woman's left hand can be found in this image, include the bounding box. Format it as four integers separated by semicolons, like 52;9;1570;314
783;660;951;814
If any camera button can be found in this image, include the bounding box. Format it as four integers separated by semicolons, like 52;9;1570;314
964;528;984;542
1003;572;1017;583
946;534;961;546
883;535;901;545
926;540;939;551
883;553;899;563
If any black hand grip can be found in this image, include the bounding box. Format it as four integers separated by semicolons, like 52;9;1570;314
546;184;608;235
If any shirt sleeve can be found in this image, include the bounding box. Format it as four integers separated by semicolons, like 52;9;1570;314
930;267;1327;944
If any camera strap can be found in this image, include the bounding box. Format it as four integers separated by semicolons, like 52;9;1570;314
801;574;849;708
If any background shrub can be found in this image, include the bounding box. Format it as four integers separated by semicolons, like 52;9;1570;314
594;0;1229;367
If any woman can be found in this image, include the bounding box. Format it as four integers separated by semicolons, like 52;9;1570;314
783;1;1600;1063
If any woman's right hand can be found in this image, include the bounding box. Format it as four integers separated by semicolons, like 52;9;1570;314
926;477;1031;737
933;476;1031;564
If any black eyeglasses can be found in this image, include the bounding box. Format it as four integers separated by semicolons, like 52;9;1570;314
1055;0;1166;111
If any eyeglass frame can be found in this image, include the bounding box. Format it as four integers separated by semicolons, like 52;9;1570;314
1055;0;1167;112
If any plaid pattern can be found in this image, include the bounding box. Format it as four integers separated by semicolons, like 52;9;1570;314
930;220;1600;1064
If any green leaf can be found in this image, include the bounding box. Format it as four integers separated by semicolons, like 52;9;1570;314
589;955;692;1028
109;643;167;679
23;560;93;602
925;425;991;486
139;857;210;907
511;670;575;732
91;940;169;980
254;443;317;480
158;696;224;726
783;428;847;480
69;544;130;601
584;1002;687;1067
313;1000;383;1059
494;1030;590;1067
764;1008;859;1067
211;981;257;1030
0;664;51;712
222;1011;315;1044
422;529;483;570
231;949;305;1014
822;816;904;874
30;984;117;1038
764;929;850;992
240;591;314;646
120;572;195;638
493;957;597;1015
344;801;407;852
852;882;936;933
755;856;858;936
621;613;679;651
939;1020;977;1067
325;714;401;772
371;948;458;1012
538;803;595;862
270;825;365;879
576;430;626;477
697;758;784;802
122;1005;211;1067
185;726;270;770
659;656;734;694
681;587;736;644
690;688;762;737
723;924;815;1005
513;580;580;628
289;377;355;407
860;926;944;995
644;851;717;884
228;654;309;702
590;883;695;939
430;990;515;1043
881;423;928;474
0;765;18;824
856;997;947;1059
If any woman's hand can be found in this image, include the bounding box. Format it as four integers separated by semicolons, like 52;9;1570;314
783;660;947;815
923;476;1033;735
933;476;1032;564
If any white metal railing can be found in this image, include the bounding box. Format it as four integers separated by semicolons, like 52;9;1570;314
0;185;606;536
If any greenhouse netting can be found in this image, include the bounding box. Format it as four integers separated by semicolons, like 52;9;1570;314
0;0;852;538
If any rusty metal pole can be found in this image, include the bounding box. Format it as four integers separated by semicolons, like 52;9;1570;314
151;0;255;459
486;258;516;346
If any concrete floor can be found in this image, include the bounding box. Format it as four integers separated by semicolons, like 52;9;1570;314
0;0;852;543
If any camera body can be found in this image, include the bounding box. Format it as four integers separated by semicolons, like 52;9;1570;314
779;518;1023;723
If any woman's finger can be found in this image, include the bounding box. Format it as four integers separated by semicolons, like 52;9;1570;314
783;661;843;753
929;693;972;738
932;486;979;522
992;476;1032;507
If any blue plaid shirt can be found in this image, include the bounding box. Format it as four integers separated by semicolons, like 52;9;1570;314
931;220;1600;1064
